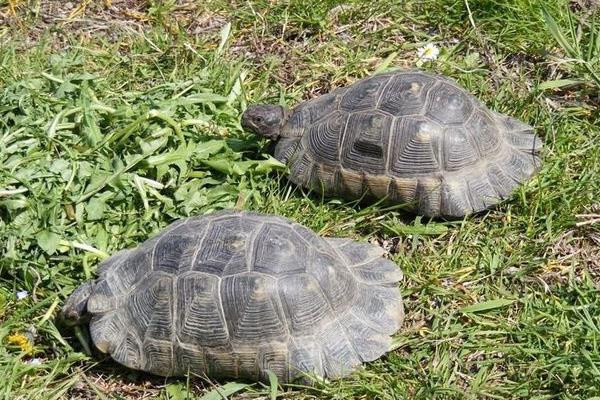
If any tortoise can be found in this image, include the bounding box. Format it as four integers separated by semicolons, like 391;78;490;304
61;210;403;382
241;69;543;217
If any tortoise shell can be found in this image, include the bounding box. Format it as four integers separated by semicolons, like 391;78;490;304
273;70;543;217
63;210;403;382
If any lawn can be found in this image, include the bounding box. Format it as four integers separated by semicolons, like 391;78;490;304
1;0;599;399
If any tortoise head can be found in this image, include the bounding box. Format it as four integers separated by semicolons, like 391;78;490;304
241;104;289;140
61;282;94;327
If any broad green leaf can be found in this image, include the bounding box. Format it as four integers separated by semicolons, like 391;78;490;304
0;198;29;210
253;156;286;173
165;383;186;400
85;196;106;221
48;159;70;175
195;140;227;160
198;382;250;400
55;80;78;98
81;91;103;147
36;230;61;255
461;299;514;314
70;73;98;81
200;158;239;175
373;52;398;74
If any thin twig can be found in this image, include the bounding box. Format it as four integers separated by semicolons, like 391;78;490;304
464;0;477;32
576;218;600;227
0;187;28;196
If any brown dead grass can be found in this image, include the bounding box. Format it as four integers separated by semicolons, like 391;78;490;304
544;206;600;288
1;0;228;49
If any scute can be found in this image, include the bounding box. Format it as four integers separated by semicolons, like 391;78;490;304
340;74;391;112
174;342;206;376
442;126;479;171
220;273;288;344
307;250;358;312
278;274;334;336
305;110;348;165
389;116;443;175
338;312;390;362
87;278;119;314
152;232;201;274
96;248;150;299
464;108;502;156
124;274;174;342
176;273;229;347
304;92;341;124
341;111;392;175
112;331;144;371
425;81;474;125
318;320;361;378
143;338;174;376
284;90;345;138
192;215;255;276
252;223;307;276
378;72;435;116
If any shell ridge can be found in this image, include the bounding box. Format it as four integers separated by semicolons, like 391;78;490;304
188;218;214;272
374;74;395;108
462;176;478;212
215;276;230;343
177;224;209;274
170;276;178;366
384;118;397;174
245;220;265;273
337;112;352;166
273;277;293;339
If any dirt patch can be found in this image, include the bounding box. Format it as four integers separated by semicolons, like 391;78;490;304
544;208;600;287
570;0;600;13
67;372;162;400
1;0;228;48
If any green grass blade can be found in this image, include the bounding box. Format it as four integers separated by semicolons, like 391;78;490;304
216;22;232;57
198;382;250;400
266;370;279;400
542;6;578;58
461;299;515;314
537;79;585;90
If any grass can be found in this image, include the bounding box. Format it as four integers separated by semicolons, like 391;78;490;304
1;0;599;398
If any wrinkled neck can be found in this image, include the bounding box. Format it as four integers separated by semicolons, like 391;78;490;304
278;106;305;139
276;107;292;138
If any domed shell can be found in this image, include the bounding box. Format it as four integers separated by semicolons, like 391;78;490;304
76;210;403;382
278;70;543;217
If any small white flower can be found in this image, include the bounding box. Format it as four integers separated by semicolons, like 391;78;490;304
417;43;440;61
16;290;29;300
26;358;43;365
